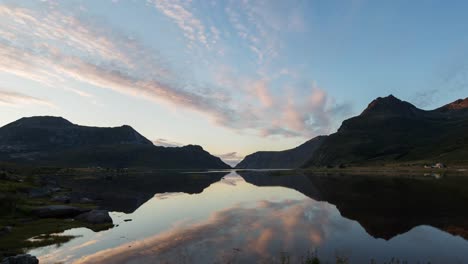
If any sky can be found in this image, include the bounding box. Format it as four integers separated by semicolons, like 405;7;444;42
1;0;468;165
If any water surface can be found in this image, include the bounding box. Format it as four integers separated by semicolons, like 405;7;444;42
29;171;468;263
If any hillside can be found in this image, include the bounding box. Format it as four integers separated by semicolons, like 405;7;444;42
304;95;468;167
0;116;230;169
235;136;326;169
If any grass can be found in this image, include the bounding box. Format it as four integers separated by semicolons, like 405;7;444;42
0;218;113;257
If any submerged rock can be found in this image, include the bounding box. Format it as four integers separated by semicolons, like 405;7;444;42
32;205;89;218
75;210;112;224
1;254;38;264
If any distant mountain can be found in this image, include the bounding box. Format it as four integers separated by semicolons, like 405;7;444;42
235;136;326;169
304;95;468;167
0;116;230;169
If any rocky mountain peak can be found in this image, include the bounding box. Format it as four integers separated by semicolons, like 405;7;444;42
439;97;468;111
361;95;418;116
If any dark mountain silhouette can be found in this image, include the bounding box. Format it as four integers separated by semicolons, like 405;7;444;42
235;136;326;169
0;116;230;169
237;95;468;168
305;95;468;167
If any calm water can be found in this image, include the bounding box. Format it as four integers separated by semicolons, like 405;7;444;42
29;171;468;264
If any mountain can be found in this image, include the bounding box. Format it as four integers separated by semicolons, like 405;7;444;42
304;95;468;167
235;136;326;169
437;97;468;112
0;116;230;169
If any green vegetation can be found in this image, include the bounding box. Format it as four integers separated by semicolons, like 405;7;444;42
0;217;113;257
0;164;111;258
305;96;468;167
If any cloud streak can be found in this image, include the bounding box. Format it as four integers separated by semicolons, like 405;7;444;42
150;0;209;48
0;89;55;108
0;2;351;140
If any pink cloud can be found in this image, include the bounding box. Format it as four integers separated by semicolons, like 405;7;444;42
0;89;56;108
150;0;209;47
253;80;274;107
66;199;336;264
0;3;352;140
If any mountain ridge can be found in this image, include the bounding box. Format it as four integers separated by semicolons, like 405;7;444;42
237;95;468;168
307;95;468;167
235;136;326;169
437;97;468;111
0;116;230;169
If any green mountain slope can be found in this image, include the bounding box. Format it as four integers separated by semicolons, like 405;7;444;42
304;95;468;167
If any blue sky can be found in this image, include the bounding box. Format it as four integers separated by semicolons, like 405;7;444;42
1;0;468;165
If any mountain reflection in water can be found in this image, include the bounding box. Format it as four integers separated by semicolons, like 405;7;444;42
30;171;468;264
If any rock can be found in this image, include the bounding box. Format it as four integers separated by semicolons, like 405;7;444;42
75;210;112;224
0;226;12;236
79;197;93;204
28;188;51;198
51;195;70;204
32;205;89;218
1;254;38;264
50;187;62;193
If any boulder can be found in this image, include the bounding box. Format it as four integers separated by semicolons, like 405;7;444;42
1;254;38;264
32;205;89;218
75;210;112;224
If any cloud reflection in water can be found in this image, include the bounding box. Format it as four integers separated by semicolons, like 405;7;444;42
31;172;468;264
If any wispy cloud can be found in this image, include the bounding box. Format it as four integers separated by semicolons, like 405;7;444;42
0;3;228;120
252;80;274;108
150;0;209;48
0;2;350;140
0;89;55;108
224;1;306;66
